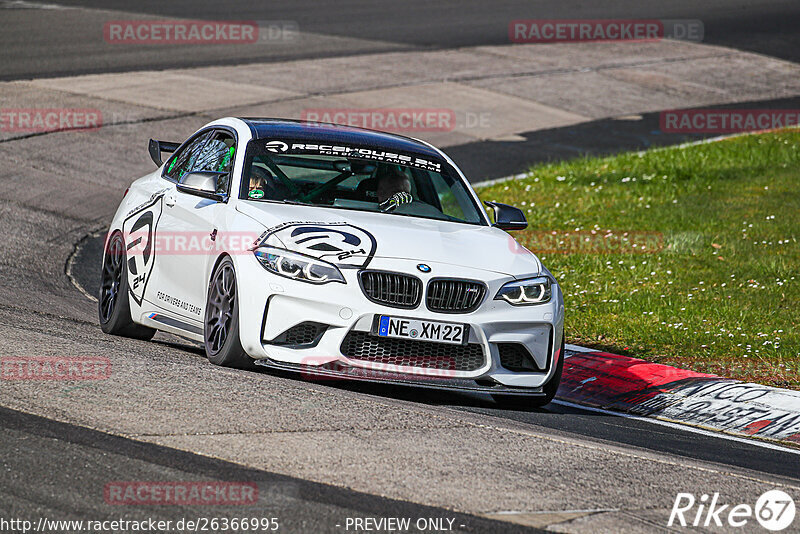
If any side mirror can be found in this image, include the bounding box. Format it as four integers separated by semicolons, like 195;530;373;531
484;201;528;231
176;171;227;202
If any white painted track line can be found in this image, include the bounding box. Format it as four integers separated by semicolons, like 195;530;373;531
552;399;800;455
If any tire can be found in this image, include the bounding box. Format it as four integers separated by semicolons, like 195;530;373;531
492;336;565;410
98;232;157;340
204;256;253;369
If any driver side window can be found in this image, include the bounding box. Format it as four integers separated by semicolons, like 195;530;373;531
164;130;236;195
164;131;212;182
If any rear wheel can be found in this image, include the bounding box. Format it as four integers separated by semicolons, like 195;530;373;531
492;336;565;410
204;257;253;369
98;232;156;340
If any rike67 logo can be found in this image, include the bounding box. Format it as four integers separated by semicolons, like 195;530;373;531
669;490;795;531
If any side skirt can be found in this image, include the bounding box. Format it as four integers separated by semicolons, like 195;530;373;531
139;311;204;342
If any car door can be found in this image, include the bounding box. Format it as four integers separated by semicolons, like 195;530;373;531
145;129;236;324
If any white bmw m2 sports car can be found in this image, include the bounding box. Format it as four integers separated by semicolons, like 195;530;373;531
100;118;565;406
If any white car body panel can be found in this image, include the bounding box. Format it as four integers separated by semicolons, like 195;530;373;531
105;117;565;392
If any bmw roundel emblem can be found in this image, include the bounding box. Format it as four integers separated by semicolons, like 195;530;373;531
417;264;431;273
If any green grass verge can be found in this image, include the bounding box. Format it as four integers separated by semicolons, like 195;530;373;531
478;129;800;388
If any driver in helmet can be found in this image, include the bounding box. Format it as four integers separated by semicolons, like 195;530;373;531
247;168;268;199
247;165;290;200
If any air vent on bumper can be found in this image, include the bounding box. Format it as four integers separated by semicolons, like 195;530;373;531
498;343;542;372
266;322;327;347
341;331;485;371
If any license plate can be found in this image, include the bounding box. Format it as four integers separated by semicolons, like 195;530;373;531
375;315;467;345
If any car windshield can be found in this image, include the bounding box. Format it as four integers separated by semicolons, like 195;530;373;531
240;139;485;225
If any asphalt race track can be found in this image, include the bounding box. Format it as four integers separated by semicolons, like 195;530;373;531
2;0;800;79
2;2;800;532
0;407;547;533
1;122;796;532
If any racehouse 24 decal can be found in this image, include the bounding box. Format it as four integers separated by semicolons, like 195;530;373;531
261;139;442;172
121;195;163;305
260;221;377;269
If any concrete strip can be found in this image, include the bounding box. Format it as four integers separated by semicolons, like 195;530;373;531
472;40;731;70
188;48;542;96
30;72;300;113
465;53;800;119
0;81;180;141
10;39;800;149
190;41;736;96
331;82;588;143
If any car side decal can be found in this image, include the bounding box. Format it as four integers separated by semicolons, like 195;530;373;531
261;222;377;269
122;195;164;305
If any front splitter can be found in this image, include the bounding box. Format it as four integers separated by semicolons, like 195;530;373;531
253;358;546;396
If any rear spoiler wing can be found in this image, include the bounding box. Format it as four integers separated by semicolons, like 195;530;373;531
148;139;180;167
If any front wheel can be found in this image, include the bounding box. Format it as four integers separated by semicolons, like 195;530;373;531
492;336;565;410
204;257;253;369
98;231;156;340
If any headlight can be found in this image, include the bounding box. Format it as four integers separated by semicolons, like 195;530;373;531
495;276;552;305
253;246;345;284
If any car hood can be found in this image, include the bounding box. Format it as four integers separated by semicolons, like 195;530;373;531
235;202;541;278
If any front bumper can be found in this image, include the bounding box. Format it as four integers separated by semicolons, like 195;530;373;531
237;255;565;391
